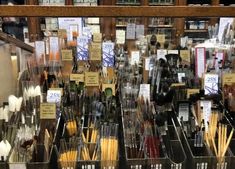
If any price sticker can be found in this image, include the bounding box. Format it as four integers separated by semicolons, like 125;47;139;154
204;74;218;95
85;72;99;86
70;73;85;84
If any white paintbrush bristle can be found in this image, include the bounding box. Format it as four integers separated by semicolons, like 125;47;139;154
0;107;3;120
35;85;41;96
8;95;16;112
3;106;9;122
16;97;23;112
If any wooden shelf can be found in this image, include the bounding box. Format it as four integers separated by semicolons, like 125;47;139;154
149;3;174;6
116;2;141;5
0;5;234;17
0;31;34;52
184;29;208;33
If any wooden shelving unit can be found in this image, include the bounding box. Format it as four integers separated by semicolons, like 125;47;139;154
0;2;234;45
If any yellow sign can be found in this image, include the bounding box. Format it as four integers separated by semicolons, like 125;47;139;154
156;34;165;43
70;73;85;84
180;50;190;63
93;33;102;42
89;43;101;61
102;83;116;96
187;89;200;98
223;73;235;86
61;49;73;61
85;72;99;86
40;103;56;119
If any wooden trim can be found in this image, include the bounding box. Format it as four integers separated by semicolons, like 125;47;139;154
0;5;235;17
0;31;34;52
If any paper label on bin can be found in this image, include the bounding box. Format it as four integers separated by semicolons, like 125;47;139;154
47;89;62;103
89;42;101;61
138;84;150;101
70;73;85;84
61;49;73;61
204;74;218;95
40;103;56;119
85;72;99;86
180;50;190;63
126;23;136;40
222;73;235;86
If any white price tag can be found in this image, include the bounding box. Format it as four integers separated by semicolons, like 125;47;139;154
116;30;125;44
204;74;219;95
195;47;206;78
157;49;167;60
145;58;150;71
139;84;150;101
136;24;145;39
102;42;115;67
200;100;212;130
131;51;140;65
168;50;179;55
126;23;136;40
178;73;185;83
47;89;62;103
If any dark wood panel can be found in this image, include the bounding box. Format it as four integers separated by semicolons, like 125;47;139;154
0;31;34;52
0;5;235;17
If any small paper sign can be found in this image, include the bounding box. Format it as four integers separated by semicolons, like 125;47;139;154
40;103;56;119
61;49;73;61
136;24;145;39
187;89;200;98
93;33;102;42
116;30;125;44
70;73;85;83
139;84;150;101
157;49;167;60
178;73;185;83
89;42;101;61
168;50;179;55
145;58;150;71
223;73;235;86
131;51;140;65
102;83;116;96
77;36;89;60
47;89;62;103
180;50;190;63
156;34;165;43
49;37;59;61
200;100;212;130
102;42;115;67
204;74;219;95
126;23;136;40
58;29;67;38
85;72;99;86
35;41;46;65
195;47;206;78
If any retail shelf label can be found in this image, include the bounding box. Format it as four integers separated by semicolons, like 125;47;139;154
157;49;167;60
195;47;206;78
136;24;145;39
77;36;89;60
61;49;73;61
116;30;125;44
70;73;85;83
126;23;136;40
89;42;101;61
35;41;46;65
47;89;62;104
102;42;115;67
40;103;56;119
156;34;165;44
180;50;190;64
222;73;235;86
204;73;219;95
85;72;99;86
93;33;102;42
131;51;140;65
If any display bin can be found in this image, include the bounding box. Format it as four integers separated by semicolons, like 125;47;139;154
166;140;186;169
211;140;232;169
0;161;8;169
146;145;166;169
228;139;235;169
26;144;52;169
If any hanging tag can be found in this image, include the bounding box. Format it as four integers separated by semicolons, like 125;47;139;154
77;36;89;60
126;23;136;40
195;47;206;78
204;74;219;95
131;51;140;65
102;42;115;67
138;84;150;101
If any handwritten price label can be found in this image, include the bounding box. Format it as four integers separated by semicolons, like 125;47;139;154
47;89;62;103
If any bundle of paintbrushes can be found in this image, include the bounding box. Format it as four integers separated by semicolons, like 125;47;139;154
62;108;80;137
100;123;119;169
80;121;99;161
205;119;234;165
59;137;79;169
